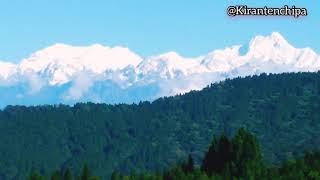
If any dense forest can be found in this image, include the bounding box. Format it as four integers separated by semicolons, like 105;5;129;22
0;72;320;179
110;129;320;180
26;129;320;180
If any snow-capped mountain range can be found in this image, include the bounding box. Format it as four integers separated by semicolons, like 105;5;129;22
0;32;319;107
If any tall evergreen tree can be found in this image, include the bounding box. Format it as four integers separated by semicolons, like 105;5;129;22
81;164;90;180
185;154;194;173
63;168;73;180
51;170;61;180
26;171;44;180
110;171;121;180
231;128;265;178
201;134;232;175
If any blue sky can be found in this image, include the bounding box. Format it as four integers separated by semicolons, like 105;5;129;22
0;0;319;62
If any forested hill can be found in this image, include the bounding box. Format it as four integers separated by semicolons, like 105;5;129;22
1;72;320;179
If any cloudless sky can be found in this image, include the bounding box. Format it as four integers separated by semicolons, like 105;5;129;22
0;0;319;62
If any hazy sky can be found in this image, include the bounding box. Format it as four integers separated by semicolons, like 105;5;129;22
0;0;319;62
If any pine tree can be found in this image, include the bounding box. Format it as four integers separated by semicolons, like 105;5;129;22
201;137;218;175
186;154;194;173
201;134;232;175
51;170;61;180
110;171;121;180
63;168;73;180
182;154;194;173
81;164;90;180
231;128;265;178
26;171;44;180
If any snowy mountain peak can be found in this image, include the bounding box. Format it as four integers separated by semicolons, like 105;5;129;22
158;51;182;60
18;44;143;85
0;32;319;107
249;32;292;52
247;32;297;64
270;32;287;43
24;43;142;69
0;61;17;80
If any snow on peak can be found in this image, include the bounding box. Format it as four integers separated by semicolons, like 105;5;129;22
0;32;319;106
0;61;17;80
137;51;204;79
201;45;246;72
158;51;182;60
249;32;290;49
247;32;297;64
18;44;143;85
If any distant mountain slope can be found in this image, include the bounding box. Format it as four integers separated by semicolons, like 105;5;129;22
0;32;320;107
0;72;320;179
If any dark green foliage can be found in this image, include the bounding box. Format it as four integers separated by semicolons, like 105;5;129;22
200;128;266;178
231;128;265;178
81;164;90;180
201;134;232;175
272;151;320;179
111;129;320;180
26;166;101;180
110;171;122;180
27;129;320;179
1;72;320;179
51;170;61;180
26;171;45;180
63;168;72;180
181;155;194;174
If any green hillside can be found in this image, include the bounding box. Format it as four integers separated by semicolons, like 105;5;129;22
26;129;320;180
0;72;320;179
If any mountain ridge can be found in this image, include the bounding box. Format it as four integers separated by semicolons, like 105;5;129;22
0;32;320;107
